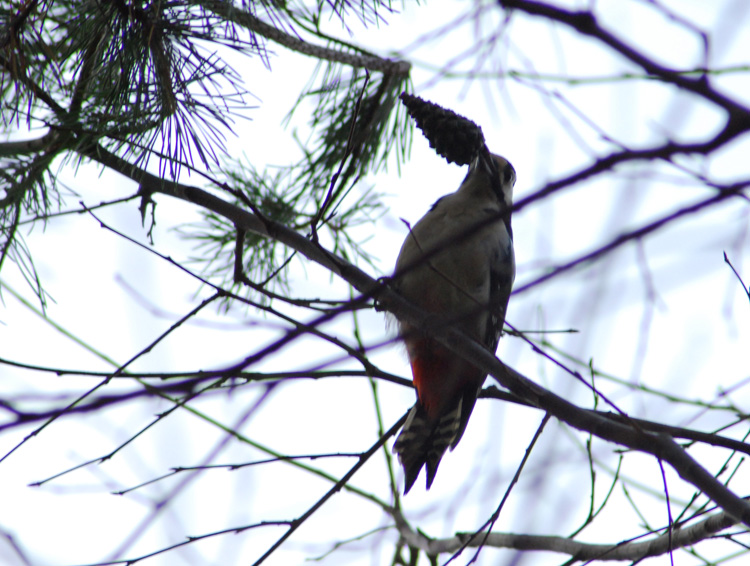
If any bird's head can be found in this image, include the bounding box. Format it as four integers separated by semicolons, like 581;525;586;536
466;152;515;209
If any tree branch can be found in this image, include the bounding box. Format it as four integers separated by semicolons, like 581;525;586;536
79;141;750;528
196;0;411;75
498;0;750;117
392;506;738;561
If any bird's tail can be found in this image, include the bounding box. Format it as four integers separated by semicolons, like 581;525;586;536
392;398;464;494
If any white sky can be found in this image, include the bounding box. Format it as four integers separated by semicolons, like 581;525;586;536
1;1;750;565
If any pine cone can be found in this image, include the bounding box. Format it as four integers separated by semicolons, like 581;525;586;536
399;93;485;166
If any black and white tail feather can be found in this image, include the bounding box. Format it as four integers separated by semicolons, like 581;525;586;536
393;398;465;494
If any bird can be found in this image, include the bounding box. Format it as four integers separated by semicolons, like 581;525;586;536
392;152;516;494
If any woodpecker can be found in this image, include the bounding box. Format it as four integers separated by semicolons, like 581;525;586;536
392;152;516;494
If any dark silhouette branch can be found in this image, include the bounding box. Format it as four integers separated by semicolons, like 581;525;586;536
498;0;750;117
76;140;750;528
195;0;411;75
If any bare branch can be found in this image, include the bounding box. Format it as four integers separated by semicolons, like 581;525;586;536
79;140;750;528
392;507;738;561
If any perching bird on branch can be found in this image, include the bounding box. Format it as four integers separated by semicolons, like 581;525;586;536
392;151;516;494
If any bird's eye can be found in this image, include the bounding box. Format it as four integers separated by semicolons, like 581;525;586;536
503;164;516;186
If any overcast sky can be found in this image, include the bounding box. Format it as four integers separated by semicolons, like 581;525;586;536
2;2;750;565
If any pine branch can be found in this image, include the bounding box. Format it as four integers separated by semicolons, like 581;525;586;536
196;0;411;74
